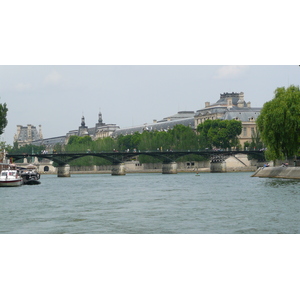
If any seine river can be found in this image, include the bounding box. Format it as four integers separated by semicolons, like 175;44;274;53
1;171;299;234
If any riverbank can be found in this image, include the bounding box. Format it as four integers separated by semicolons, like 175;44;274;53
69;168;211;174
15;154;260;175
252;166;300;179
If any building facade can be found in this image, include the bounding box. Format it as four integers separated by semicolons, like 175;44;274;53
111;111;195;137
14;124;43;147
65;112;120;143
194;92;261;147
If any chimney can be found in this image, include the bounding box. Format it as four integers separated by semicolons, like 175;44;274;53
39;125;43;140
205;102;210;107
239;92;245;101
16;125;21;134
27;124;32;141
227;98;233;107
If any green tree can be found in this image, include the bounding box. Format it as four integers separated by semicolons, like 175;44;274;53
117;132;141;151
256;85;300;160
245;128;266;161
136;125;205;163
169;125;199;150
65;136;93;152
0;141;12;152
0;141;12;162
92;137;117;152
10;143;45;163
197;119;242;149
64;135;95;166
0;102;8;136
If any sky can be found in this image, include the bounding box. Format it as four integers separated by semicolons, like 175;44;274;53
1;0;299;147
1;65;299;145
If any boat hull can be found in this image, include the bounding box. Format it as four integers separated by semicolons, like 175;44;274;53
0;179;23;187
24;179;41;185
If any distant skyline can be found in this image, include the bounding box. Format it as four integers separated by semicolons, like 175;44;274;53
1;65;300;145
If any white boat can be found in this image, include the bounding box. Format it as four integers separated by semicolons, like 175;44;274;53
0;164;23;187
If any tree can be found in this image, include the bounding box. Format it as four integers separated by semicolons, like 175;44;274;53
197;119;242;149
0;102;8;136
117;133;139;151
0;141;12;152
256;85;300;160
169;124;199;150
92;137;117;152
10;143;45;163
245;128;266;161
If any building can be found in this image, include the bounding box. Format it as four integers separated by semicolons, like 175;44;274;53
18;111;120;149
194;92;261;147
14;124;43;147
111;111;195;137
65;112;120;142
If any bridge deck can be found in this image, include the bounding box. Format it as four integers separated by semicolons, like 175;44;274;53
7;150;265;166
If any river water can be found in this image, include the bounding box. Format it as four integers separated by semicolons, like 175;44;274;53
1;172;299;234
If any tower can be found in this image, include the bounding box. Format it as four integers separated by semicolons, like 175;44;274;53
39;125;43;140
97;111;105;127
78;116;89;136
98;111;103;124
81;116;86;127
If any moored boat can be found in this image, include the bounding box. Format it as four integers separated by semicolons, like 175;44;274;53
20;168;41;185
0;163;23;187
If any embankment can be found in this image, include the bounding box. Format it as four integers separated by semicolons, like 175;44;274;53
252;166;300;179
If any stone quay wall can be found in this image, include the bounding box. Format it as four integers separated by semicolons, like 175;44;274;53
15;154;260;174
252;166;300;179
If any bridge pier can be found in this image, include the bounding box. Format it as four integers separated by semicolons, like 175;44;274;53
111;163;126;176
210;161;226;173
162;162;177;174
57;164;71;177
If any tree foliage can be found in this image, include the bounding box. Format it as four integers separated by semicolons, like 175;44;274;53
10;142;45;163
65;135;112;166
9;125;211;166
197;119;242;149
244;128;266;161
256;85;300;160
0;102;8;136
137;125;204;163
57;125;206;165
117;132;141;151
0;141;12;152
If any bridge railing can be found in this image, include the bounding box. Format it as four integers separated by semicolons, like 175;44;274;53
7;148;265;156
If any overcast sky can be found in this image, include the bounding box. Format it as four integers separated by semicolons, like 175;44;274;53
1;1;299;145
1;65;299;145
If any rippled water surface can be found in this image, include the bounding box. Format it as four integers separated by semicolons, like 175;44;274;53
1;172;299;233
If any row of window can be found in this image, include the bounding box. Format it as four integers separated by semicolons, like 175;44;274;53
242;127;255;137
